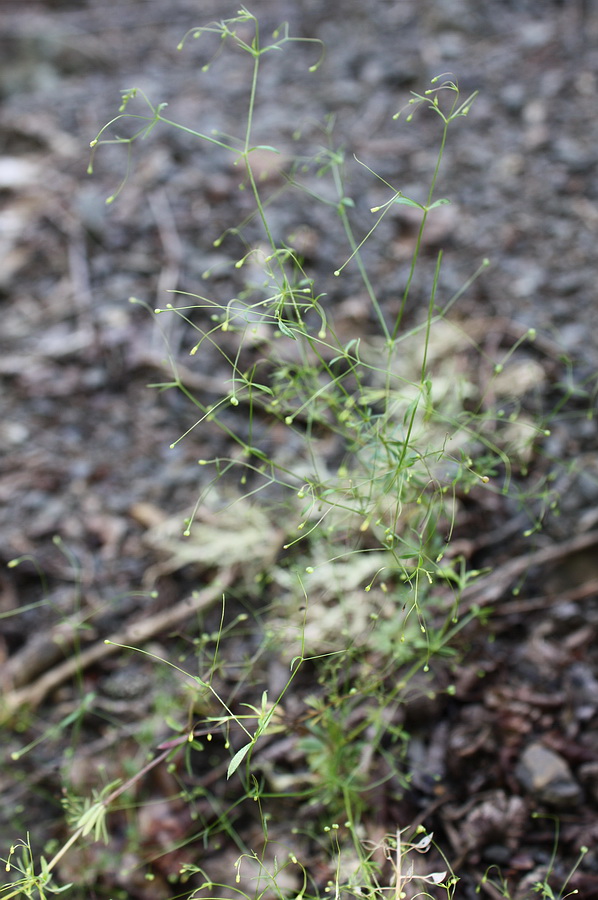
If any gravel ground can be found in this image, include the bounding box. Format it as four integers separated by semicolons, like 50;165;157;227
2;1;598;897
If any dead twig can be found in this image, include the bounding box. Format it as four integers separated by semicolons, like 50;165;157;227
1;616;94;692
0;570;234;721
461;528;598;611
492;575;598;617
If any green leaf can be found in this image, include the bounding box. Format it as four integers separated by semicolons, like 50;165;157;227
250;145;279;153
392;197;424;209
246;446;269;461
277;320;297;339
248;382;274;396
227;742;252;778
427;198;451;209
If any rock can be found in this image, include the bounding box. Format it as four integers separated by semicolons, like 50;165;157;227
579;762;598;805
566;663;598;722
516;742;582;809
462;791;527;853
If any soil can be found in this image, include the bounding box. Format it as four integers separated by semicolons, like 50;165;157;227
1;1;598;898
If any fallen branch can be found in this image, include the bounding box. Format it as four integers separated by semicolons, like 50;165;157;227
0;570;234;721
461;528;598;610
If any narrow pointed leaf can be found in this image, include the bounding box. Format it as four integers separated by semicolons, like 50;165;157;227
227;742;252;779
392;197;424;209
